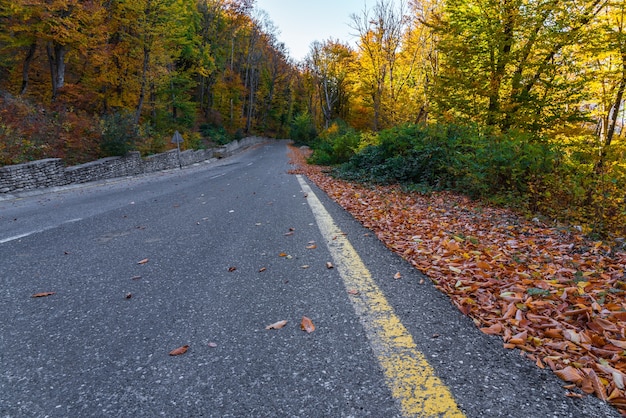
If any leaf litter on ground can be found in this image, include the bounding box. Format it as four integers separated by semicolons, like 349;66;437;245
288;145;626;414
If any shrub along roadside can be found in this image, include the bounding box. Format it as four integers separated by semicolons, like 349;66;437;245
314;122;625;239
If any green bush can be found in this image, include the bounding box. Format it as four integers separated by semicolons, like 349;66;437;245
200;124;232;145
99;112;137;156
290;112;317;145
309;120;360;165
334;122;556;201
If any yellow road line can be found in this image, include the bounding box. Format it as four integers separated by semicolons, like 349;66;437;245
297;175;465;417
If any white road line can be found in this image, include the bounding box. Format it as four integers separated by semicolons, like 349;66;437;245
0;218;83;244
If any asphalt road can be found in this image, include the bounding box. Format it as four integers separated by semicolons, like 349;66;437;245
0;141;619;417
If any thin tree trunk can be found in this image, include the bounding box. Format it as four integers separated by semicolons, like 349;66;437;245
20;42;37;95
46;42;67;100
135;44;150;125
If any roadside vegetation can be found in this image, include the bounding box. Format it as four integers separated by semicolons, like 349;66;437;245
305;121;626;241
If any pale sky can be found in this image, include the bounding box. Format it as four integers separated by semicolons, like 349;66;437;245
255;0;367;62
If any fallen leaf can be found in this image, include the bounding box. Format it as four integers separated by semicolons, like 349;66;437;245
347;289;359;295
258;267;267;272
208;342;218;348
554;366;584;384
301;316;316;333
394;272;402;279
284;231;294;236
137;258;149;265
306;244;317;249
326;262;334;269
31;292;55;298
228;266;237;272
279;252;288;257
480;323;503;335
266;320;288;330
125;293;132;299
131;275;142;280
169;345;189;356
301;265;310;269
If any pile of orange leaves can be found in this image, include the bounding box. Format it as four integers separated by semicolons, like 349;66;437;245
289;146;626;414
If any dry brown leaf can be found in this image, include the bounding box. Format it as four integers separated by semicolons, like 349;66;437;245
394;272;402;279
266;320;288;330
301;316;315;333
554;366;584;384
326;262;334;269
125;293;132;299
137;258;149;265
347;289;359;295
169;345;189;356
31;292;55;298
279;252;288;257
228;266;237;272
258;267;267;272
306;244;317;249
480;323;503;335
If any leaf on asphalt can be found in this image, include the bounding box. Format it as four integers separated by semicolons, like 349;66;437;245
347;289;359;295
326;262;334;269
554;366;584;384
480;323;503;335
394;272;402;279
306;244;317;249
300;316;315;333
31;291;55;298
301;265;310;269
284;231;294;236
258;267;267;272
279;252;288;257
228;266;237;272
208;342;218;348
266;320;288;330
137;258;149;265
125;293;132;299
169;345;189;356
131;275;142;280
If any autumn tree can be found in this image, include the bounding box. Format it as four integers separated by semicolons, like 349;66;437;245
351;0;413;130
306;39;355;129
432;0;607;133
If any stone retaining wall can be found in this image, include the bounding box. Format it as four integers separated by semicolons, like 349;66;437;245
0;137;265;194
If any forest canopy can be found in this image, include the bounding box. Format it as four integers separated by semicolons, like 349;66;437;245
1;0;625;236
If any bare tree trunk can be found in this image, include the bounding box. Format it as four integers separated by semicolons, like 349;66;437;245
20;42;37;95
46;42;67;100
135;44;150;125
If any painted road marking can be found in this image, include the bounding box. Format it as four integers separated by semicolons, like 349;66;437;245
297;175;464;417
0;218;83;244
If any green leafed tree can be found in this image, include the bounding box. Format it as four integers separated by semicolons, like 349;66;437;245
432;0;607;134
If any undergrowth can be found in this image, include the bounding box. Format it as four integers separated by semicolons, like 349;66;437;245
310;122;626;239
